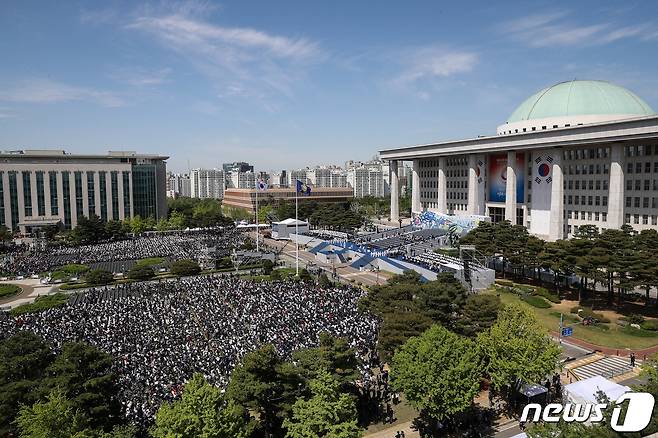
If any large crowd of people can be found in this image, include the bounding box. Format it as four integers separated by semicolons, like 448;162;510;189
0;276;379;425
1;229;245;274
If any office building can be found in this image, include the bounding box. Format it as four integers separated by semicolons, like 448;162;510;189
190;168;224;199
167;172;191;198
222;187;354;213
0;150;168;233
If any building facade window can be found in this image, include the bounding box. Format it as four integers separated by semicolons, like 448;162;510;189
22;171;32;217
87;172;95;216
111;171;119;221
99;172;107;221
36;171;45;217
62;171;71;229
74;171;84;220
49;172;58;216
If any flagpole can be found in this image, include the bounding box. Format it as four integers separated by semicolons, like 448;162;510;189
255;185;259;253
295;185;299;276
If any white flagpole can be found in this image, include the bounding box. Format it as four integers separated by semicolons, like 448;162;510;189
295;185;299;276
255;185;259;253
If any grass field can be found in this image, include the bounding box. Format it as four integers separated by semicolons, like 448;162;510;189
0;284;21;298
10;293;70;316
486;288;658;350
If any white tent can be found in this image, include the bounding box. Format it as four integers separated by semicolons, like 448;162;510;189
564;375;630;404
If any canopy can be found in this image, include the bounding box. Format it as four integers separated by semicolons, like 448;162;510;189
520;383;548;398
564;375;630;404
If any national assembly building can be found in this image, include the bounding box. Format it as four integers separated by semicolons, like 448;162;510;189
380;80;658;241
0;150;168;234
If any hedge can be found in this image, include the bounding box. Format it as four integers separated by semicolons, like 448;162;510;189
641;320;658;331
569;306;611;324
533;287;561;303
0;284;21;298
496;279;514;287
10;293;70;315
521;294;551;308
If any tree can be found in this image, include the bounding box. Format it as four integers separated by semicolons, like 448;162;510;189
262;259;274;275
298;269;312;282
151;373;249;438
0;225;12;244
377;312;433;362
127;264;155;281
390;325;482;424
170;259;202;276
318;273;332;288
127;215;148;234
0;331;54;436
15;388;88;438
291;332;359;390
84;269;114;286
415;273;468;329
477;303;560;394
283;371;362;438
168;210;187;230
226;345;300;435
72;214;107;244
455;294;502;337
40;342;121;430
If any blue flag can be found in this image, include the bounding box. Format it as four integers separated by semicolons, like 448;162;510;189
296;179;311;195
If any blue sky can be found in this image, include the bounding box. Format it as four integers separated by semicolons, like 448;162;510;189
1;1;658;172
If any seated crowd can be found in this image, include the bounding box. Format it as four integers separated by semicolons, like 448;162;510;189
0;276;379;425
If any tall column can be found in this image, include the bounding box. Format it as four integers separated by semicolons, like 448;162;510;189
607;144;625;229
390;160;399;222
105;172;113;220
411;159;421;213
548;151;564;240
93;172;101;217
56;172;64;225
16;172;25;229
82;172;89;218
505;151;517;223
69;172;77;227
467;154;479;215
437;157;447;214
2;172;11;228
118;171;125;221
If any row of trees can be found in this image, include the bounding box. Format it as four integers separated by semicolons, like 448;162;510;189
359;271;561;433
461;221;658;306
0;329;366;437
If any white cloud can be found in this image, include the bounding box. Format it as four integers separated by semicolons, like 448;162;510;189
0;79;125;107
499;12;658;47
387;47;478;99
125;5;322;108
397;48;478;84
110;67;172;86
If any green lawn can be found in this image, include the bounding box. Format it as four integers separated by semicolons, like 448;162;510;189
10;293;70;316
0;284;21;298
135;257;166;267
486;289;658;350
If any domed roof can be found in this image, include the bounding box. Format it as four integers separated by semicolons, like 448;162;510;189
507;80;653;123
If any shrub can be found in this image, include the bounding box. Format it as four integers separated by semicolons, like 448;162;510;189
521;294;551;308
170;259;201;277
516;284;534;294
84;269;114;286
262;259;274;275
641;320;658;331
217;257;233;269
626;314;645;325
533;287;561;303
496;279;513;287
128;265;155;281
269;269;282;281
318;273;332;288
570;306;611;324
0;284;21;298
10;293;69;315
55;264;89;275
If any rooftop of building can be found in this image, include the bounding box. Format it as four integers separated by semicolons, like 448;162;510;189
0;149;169;160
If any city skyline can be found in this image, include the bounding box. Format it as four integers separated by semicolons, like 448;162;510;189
2;1;658;171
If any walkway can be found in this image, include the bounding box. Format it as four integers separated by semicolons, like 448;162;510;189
552;331;658;360
0;278;56;310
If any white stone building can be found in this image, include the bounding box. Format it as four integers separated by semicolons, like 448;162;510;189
380;80;658;240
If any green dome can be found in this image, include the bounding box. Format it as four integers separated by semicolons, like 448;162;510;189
507;80;654;123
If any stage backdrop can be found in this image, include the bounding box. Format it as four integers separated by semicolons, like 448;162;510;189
488;153;525;203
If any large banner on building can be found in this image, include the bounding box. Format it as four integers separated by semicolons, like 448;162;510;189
488;153;525;203
412;211;490;235
530;150;556;236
